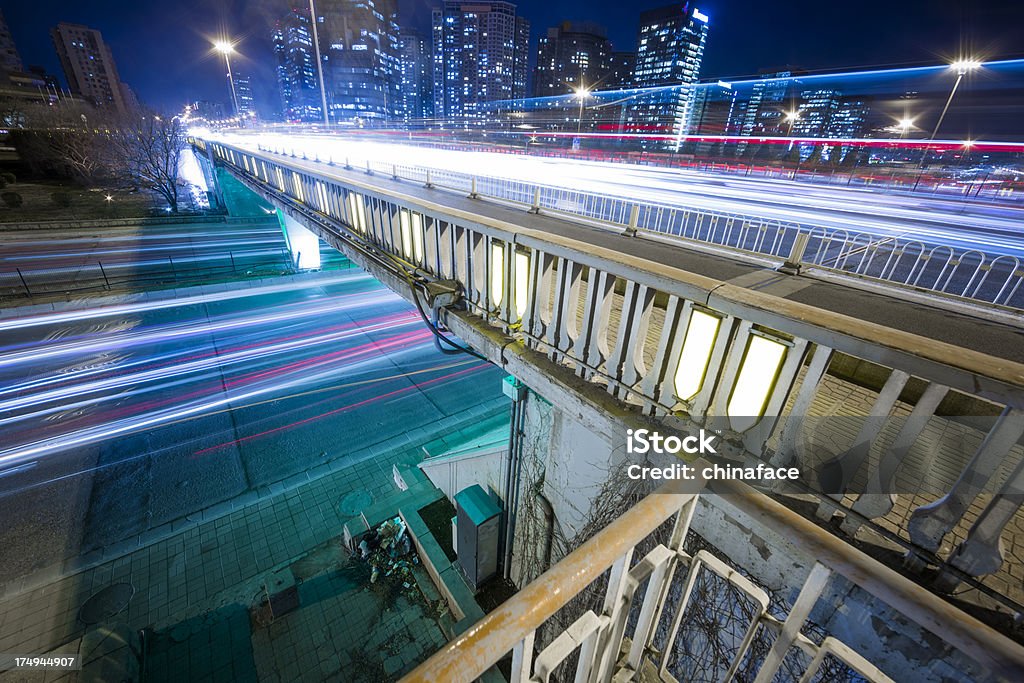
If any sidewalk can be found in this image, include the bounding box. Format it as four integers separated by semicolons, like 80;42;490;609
0;397;508;682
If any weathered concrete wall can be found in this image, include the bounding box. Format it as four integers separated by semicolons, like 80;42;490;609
688;494;992;682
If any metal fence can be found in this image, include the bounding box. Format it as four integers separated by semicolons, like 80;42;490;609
258;145;1023;310
0;248;296;302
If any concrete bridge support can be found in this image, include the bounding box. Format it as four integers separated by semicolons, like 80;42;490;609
278;209;321;270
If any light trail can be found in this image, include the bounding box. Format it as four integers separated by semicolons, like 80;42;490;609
0;270;372;333
0;330;441;468
219;132;1024;259
3;239;286;261
0;286;391;368
0;312;419;418
0;359;479;491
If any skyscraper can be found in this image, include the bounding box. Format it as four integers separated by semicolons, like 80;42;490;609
605;51;636;90
791;88;869;160
0;9;23;76
431;1;530;123
533;22;612;98
235;74;255;116
738;69;804;138
400;29;434;126
321;0;402;125
51;22;130;115
273;6;322;121
628;3;709;149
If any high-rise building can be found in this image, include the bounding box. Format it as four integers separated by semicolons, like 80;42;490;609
273;1;402;125
400;29;434;126
431;1;530;123
51;22;130;114
234;74;255;116
273;6;322;121
739;69;803;138
533;21;612;98
628;3;709;148
791;89;869;139
321;0;402;125
0;9;23;76
605;51;635;90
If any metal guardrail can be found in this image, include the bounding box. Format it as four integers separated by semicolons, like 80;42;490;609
402;478;1024;682
0;248;296;302
255;142;1024;310
205;139;1024;606
0;214;275;231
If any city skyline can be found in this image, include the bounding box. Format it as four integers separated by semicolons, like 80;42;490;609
1;0;1021;116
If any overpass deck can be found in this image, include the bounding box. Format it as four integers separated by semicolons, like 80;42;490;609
281;155;1024;365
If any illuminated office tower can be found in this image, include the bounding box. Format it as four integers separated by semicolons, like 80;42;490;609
533;21;612;98
234;74;255;116
628;3;709;149
321;0;402;125
273;7;322;121
431;1;530;123
400;29;434;126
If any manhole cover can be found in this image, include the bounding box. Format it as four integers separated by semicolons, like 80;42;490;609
78;582;135;625
339;490;373;517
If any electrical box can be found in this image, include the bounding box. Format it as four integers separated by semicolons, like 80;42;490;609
454;485;502;590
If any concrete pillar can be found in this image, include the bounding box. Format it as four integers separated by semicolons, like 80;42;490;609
201;147;226;211
510;395;627;587
279;210;321;270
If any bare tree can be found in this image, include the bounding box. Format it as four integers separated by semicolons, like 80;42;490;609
7;99;113;183
108;112;188;213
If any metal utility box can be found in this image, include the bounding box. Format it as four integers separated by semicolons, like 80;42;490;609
454;485;502;590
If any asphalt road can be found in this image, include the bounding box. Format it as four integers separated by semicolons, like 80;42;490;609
0;218;298;299
0;271;503;583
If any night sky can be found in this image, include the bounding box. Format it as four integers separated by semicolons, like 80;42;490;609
5;0;1023;114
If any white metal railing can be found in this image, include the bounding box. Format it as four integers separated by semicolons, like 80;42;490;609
401;478;1024;683
202;140;1024;600
253;142;1024;310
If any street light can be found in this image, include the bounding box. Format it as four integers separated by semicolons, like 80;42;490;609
783;109;800;136
574;86;591;134
921;57;981;167
213;40;240;117
308;0;330;126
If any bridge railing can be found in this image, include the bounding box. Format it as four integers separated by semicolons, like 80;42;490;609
403;479;1024;682
252;142;1024;310
204;139;1024;607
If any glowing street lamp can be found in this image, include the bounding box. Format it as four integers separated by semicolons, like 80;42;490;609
932;58;980;138
783;109;800;136
574;85;591;133
922;57;981;166
213;40;240;116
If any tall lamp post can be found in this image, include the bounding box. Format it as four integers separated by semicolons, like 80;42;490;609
574;86;591;134
308;0;330;125
213;41;239;116
920;58;980;167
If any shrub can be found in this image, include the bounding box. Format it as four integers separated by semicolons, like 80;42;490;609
1;191;23;207
0;172;15;184
0;177;6;190
51;191;72;208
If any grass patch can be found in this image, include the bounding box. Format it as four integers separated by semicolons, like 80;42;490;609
0;178;164;223
418;497;457;563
